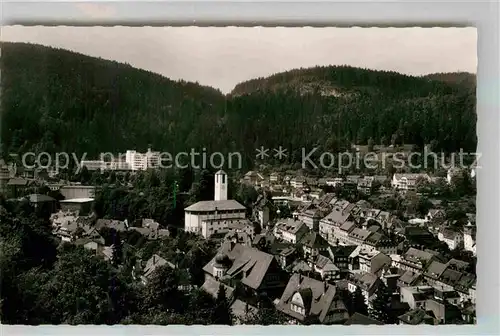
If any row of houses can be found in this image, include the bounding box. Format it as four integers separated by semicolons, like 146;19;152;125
50;210;169;258
192;225;475;325
244;167;476;196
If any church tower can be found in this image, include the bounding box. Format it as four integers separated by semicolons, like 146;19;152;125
214;170;228;201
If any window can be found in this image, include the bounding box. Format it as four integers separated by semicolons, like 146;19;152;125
222;175;226;183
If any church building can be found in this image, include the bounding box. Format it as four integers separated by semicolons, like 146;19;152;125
184;170;247;238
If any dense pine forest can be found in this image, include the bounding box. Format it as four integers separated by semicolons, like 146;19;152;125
1;42;477;168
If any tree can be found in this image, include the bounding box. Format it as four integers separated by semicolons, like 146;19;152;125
78;166;91;184
369;285;395;324
111;236;124;266
352;287;368;316
239;306;288;325
236;184;259;209
212;283;233;325
367;137;375;152
185;289;217;324
451;169;475;197
178;167;194;192
416;197;433;217
143;265;183;313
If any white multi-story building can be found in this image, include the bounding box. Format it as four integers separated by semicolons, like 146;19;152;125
391;173;431;191
463;224;476;256
80;160;105;171
125;148;161;171
437;227;463;250
274;219;309;244
325;177;344;188
184;170;246;238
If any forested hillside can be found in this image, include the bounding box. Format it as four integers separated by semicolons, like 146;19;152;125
1;42;477;169
0;42;226;157
423;72;476;90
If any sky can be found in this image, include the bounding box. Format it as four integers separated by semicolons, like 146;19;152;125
1;26;477;93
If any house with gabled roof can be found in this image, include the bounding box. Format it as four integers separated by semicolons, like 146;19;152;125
269;172;281;183
275;273;349;325
300;231;330;260
397;247;437;273
446;259;470;272
357;177;374;194
319;205;355;241
423;260;449;286
274;219;309;244
437;268;464;290
424;297;464;324
358;250;392;276
392;173;431;192
398;308;438;325
243;170;265;186
437;227;463;250
346;272;384;308
290;176;307;189
362;231;398;255
140;254;172;285
202;242;288;300
400;285;434;310
347;228;373;246
311;254;340;281
425;209;446;222
298;207;328;232
323;245;358;273
398;269;422;287
454;272;476;304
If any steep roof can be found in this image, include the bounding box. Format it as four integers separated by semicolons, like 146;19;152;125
348;228;372;241
439;268;463;287
276;273;347;324
398;308;436;325
301;232;329;249
321;206;352;226
314;255;339;272
403;248;435;264
446;259;470;271
201;277;235;300
185;199;246;212
398;270;421;286
344;313;384;325
327;245;358;258
370;252;392;274
202;243;276;290
349;272;380;292
143;254;169;279
27;193;55;203
340;221;357;233
424;261;448;279
275;218;308;235
7;177;29;186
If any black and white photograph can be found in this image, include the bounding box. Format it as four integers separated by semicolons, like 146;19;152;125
0;26;477;326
